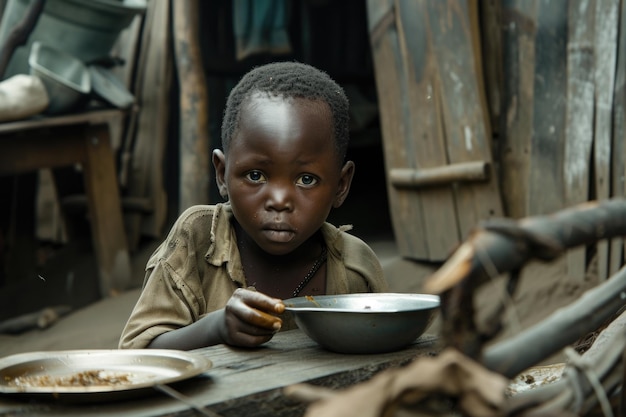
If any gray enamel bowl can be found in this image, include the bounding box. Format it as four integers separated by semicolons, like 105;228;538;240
284;293;440;354
28;41;91;114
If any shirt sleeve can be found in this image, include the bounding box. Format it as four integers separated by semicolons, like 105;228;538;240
118;209;209;349
118;260;198;349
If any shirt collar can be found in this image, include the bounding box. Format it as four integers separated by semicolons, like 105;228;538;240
205;202;350;272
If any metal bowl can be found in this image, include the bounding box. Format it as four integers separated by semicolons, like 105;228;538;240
28;41;91;114
284;293;440;354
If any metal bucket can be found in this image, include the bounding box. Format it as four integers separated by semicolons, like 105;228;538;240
0;0;146;79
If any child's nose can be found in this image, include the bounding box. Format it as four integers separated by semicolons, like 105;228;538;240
265;184;293;211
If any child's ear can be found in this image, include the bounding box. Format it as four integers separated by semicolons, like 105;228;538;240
212;149;229;199
333;160;355;208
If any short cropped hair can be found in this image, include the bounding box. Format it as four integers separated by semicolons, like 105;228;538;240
221;61;350;161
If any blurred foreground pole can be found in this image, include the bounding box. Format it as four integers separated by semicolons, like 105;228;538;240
173;0;210;211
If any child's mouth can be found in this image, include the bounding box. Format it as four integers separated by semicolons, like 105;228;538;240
262;228;296;243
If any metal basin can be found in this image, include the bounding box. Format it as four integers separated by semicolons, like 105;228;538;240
0;0;147;78
28;41;91;114
284;293;440;354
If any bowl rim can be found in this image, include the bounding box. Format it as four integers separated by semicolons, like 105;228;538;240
28;41;91;94
283;292;440;314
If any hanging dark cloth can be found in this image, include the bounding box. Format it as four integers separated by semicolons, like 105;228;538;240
232;0;292;61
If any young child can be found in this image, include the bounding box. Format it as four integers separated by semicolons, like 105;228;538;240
119;61;388;350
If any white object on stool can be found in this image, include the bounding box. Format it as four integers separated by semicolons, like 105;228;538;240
0;74;49;122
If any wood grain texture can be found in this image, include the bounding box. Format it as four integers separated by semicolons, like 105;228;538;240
593;0;619;280
0;330;440;417
564;0;595;281
367;0;503;262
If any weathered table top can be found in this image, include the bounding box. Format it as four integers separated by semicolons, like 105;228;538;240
0;108;126;134
0;329;440;417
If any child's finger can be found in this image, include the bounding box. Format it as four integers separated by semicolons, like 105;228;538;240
229;288;283;329
247;307;283;330
238;287;285;313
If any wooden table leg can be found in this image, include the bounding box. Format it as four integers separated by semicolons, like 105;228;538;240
0;110;133;298
80;124;132;296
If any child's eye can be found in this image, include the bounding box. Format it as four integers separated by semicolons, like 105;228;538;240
297;174;318;187
245;171;266;183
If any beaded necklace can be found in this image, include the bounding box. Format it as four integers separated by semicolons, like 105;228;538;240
292;245;327;297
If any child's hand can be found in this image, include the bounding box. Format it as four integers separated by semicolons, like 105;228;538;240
219;288;285;347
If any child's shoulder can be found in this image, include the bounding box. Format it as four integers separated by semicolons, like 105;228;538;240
178;204;224;219
148;204;232;266
322;223;387;291
165;204;233;243
322;223;377;261
175;204;231;226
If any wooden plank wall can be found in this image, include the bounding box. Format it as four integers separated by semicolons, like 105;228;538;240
367;0;503;262
611;0;626;277
110;0;172;250
564;0;595;280
593;0;619;280
499;0;625;280
173;0;211;211
126;0;172;243
368;0;626;277
497;0;535;220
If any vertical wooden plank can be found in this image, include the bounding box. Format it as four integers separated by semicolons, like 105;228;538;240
564;0;595;280
610;0;626;275
174;0;211;211
119;1;156;249
119;4;154;191
107;14;143;152
424;0;503;237
594;0;619;280
139;0;172;237
395;0;460;259
126;0;173;245
479;0;503;136
368;0;504;261
500;0;537;219
367;0;430;259
527;0;567;216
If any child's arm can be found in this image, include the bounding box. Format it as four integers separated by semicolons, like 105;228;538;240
146;288;285;350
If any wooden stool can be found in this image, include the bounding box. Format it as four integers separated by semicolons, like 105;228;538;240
0;109;132;296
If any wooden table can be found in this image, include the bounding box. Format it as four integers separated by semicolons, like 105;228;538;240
0;109;132;296
0;329;440;417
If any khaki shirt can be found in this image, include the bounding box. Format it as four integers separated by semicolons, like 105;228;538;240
119;204;388;349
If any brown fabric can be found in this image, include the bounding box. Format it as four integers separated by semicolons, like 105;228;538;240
295;348;507;417
119;204;388;348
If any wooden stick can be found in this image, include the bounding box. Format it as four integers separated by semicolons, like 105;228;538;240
173;0;210;209
483;266;626;378
424;198;626;359
389;161;489;188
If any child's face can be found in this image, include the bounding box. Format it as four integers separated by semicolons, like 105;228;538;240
213;93;354;256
